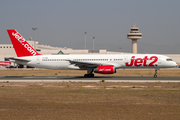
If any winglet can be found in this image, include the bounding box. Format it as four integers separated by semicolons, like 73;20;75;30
7;29;41;57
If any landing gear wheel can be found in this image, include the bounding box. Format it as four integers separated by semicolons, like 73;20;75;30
84;74;88;77
84;74;94;78
90;74;94;77
154;74;157;78
154;69;158;78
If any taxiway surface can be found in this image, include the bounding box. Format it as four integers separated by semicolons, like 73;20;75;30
0;76;180;82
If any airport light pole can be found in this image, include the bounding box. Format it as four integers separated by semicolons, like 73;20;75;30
93;37;95;50
85;32;87;50
119;47;122;53
32;28;37;49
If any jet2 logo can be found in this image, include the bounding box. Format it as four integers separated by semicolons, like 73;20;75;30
12;32;37;56
125;56;158;67
12;32;25;43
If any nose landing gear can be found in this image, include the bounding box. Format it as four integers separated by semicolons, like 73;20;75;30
154;70;157;78
154;69;159;78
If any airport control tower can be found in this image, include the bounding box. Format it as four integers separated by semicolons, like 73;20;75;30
127;25;142;54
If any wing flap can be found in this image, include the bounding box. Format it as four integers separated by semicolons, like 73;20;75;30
67;60;101;68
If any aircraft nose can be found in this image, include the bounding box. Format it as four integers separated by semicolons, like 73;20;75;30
172;62;177;67
175;62;178;67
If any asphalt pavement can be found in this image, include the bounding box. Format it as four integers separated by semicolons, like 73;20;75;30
0;76;180;82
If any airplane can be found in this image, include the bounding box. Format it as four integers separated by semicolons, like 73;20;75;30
0;61;12;67
0;61;11;66
7;29;177;78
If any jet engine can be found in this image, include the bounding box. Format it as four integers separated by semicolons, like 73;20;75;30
94;65;116;74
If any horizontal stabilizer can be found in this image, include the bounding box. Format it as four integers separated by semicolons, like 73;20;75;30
7;57;31;62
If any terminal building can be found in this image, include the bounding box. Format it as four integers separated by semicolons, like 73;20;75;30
0;40;108;63
0;26;180;68
0;39;180;67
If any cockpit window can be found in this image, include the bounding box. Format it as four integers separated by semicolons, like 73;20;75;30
166;58;173;61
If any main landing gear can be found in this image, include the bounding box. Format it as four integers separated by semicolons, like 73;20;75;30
84;74;94;77
84;68;94;78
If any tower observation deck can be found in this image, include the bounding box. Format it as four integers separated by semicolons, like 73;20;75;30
127;25;142;54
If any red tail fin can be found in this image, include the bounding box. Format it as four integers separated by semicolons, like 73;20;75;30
7;29;41;57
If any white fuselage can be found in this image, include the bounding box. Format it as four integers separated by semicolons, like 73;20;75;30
14;54;177;70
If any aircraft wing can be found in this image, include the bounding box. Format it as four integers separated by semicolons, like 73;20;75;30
67;60;101;68
7;57;31;62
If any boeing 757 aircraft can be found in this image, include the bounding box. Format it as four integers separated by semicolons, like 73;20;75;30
7;29;177;78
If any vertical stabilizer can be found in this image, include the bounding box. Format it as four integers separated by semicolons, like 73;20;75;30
7;29;41;57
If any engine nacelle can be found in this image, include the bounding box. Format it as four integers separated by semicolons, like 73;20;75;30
94;65;116;74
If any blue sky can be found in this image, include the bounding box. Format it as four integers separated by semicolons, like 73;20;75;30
0;0;180;54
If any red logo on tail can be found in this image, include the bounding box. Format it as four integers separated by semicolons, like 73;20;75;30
7;29;41;57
